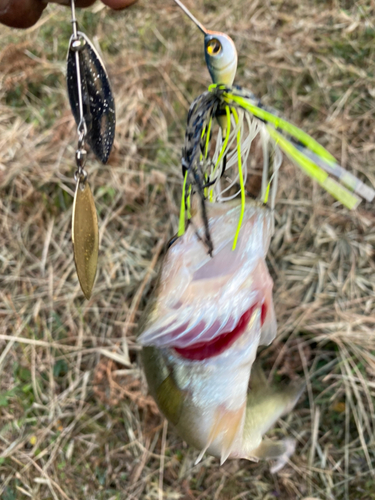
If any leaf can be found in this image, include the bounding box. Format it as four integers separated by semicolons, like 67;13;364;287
3;487;16;500
18;367;31;382
53;359;68;378
67;32;115;163
0;394;8;407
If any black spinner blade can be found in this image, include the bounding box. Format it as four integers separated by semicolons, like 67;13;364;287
67;32;115;164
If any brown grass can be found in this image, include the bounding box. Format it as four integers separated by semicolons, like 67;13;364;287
1;0;375;498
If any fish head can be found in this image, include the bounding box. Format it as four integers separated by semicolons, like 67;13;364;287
139;201;276;356
204;31;238;86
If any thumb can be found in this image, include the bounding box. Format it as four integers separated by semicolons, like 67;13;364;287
0;0;46;28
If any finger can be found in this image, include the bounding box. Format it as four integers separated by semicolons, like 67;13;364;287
100;0;137;10
0;0;136;29
0;0;45;28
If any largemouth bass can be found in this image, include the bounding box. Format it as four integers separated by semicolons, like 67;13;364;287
138;201;304;471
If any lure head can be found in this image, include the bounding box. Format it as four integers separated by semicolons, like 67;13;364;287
172;0;238;85
204;31;238;85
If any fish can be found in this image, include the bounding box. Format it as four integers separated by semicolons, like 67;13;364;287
138;200;304;469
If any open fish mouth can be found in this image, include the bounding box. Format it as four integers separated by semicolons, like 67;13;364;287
138;202;277;358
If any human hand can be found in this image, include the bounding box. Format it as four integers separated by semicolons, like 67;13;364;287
0;0;137;29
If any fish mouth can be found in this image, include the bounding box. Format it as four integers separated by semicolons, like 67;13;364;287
138;204;277;355
174;303;267;361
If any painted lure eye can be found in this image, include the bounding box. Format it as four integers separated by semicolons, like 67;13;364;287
206;38;222;56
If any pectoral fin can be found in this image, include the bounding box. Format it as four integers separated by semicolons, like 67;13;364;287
196;402;246;465
156;375;184;426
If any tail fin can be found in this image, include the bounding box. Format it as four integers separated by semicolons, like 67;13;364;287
250;437;296;473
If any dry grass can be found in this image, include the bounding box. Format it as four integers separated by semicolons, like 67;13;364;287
1;0;375;498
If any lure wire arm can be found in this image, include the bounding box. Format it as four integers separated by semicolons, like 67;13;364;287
70;0;88;186
172;0;208;34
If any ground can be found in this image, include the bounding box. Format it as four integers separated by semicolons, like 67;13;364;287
1;0;375;499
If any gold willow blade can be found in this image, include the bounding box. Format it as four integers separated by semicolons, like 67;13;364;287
72;179;99;299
